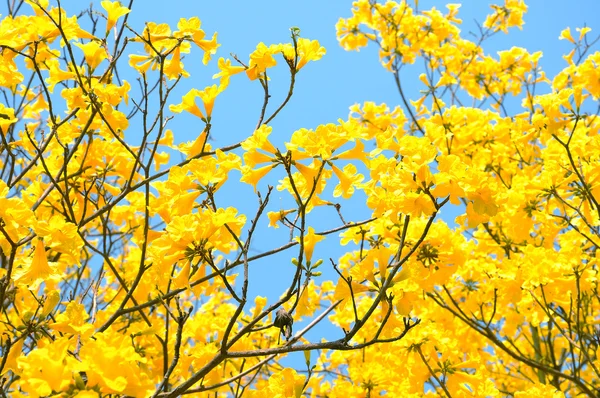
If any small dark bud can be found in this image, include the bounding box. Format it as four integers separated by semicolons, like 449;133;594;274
274;308;293;340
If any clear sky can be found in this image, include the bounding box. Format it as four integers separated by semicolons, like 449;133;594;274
26;0;600;374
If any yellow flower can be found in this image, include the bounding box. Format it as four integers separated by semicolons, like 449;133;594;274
40;289;61;318
334;139;367;163
175;16;204;40
287;124;348;159
483;0;527;33
101;1;130;34
293;38;326;70
133;21;172;50
295;281;320;318
398;192;436;218
240;164;275;192
212;57;245;84
333;277;371;301
172;260;191;290
170;84;225;121
196;32;219;65
242;125;279;166
163;46;190;79
50;302;95;337
14;238;58;290
198;84;221;118
246;42;278;80
431;177;465;205
174;17;220;64
0;103;18;130
267;209;296;228
177;128;208;157
243;149;275;168
297;226;324;263
263;368;305;397
514;383;566;398
468;186;499;216
45;60;76;92
558;27;575;44
576;26;592;41
170;88;205;120
74;40;107;70
458;202;490;228
128;53;156;74
34;214;84;265
0;336;23;376
17;337;76;396
252;296;267;319
336;18;370;51
78;332;155;395
242;125;278;154
0;182;36;255
331;163;364;199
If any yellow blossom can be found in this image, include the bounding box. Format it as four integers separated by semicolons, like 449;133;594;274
0;103;18;130
74;40;107;70
170;84;225;121
13;238;58;290
296;226;324;263
163;46;190;79
558;27;575;44
101;1;130;34
212;57;245;84
267;209;296;228
240;164;275;192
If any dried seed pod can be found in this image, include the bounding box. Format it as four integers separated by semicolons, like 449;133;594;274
274;307;293;340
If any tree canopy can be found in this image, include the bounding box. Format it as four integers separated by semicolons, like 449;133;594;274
1;0;599;397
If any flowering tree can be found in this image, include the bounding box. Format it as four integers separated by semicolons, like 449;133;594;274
1;0;599;396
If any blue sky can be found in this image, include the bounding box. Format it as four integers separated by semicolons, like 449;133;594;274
21;0;600;376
